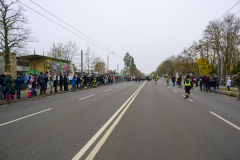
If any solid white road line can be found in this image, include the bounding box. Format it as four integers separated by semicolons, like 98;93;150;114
209;111;240;131
79;94;95;100
85;82;146;160
72;82;146;160
0;108;52;127
104;89;112;92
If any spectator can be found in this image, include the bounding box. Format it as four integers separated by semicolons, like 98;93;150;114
27;75;34;98
49;75;54;94
72;76;76;91
64;73;67;91
14;73;24;99
53;75;58;93
232;72;240;100
44;72;49;93
0;72;7;100
199;76;203;91
67;74;70;91
204;76;211;93
226;77;231;92
5;73;14;101
39;72;48;95
25;74;29;88
172;76;176;86
196;75;199;87
76;76;80;89
212;75;217;94
60;73;64;91
32;76;37;96
202;74;206;92
36;74;40;90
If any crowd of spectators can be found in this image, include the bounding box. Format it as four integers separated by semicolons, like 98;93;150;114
0;72;132;101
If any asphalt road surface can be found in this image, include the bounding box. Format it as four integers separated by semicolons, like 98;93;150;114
0;80;239;160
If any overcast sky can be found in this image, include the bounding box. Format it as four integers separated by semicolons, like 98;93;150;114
22;0;240;75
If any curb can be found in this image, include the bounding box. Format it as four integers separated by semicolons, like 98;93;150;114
0;82;128;106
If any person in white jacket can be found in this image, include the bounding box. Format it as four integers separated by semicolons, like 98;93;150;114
226;77;231;92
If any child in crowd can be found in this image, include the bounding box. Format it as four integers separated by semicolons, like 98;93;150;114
72;76;76;91
27;75;35;98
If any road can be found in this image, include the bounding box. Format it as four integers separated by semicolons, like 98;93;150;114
0;80;239;160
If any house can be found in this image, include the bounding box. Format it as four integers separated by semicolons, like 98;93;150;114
17;55;75;77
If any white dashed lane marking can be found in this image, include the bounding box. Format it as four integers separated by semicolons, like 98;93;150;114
79;94;95;100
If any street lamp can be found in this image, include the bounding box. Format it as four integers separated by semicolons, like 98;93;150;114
107;52;114;73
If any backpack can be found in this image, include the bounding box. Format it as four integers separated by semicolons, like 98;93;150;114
4;78;6;85
207;79;210;84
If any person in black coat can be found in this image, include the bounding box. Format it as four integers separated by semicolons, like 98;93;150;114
54;76;58;92
172;76;176;86
44;72;49;93
76;76;80;89
64;73;67;91
14;74;24;99
60;73;63;91
0;73;7;99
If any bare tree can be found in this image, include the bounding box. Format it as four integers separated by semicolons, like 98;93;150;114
93;57;106;73
47;40;80;62
47;41;65;60
0;0;31;72
84;46;96;74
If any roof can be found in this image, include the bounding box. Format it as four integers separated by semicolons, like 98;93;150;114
17;55;71;63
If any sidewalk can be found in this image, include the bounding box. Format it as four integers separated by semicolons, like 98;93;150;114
0;81;127;103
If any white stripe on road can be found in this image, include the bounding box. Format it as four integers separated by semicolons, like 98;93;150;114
167;87;170;88
79;94;95;100
173;90;178;93
0;108;52;127
104;89;112;92
85;82;146;160
116;86;121;88
209;111;240;131
72;82;146;160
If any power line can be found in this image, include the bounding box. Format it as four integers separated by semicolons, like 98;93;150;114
186;1;240;47
28;0;115;54
18;1;124;59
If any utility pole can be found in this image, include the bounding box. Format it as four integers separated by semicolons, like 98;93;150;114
220;49;223;79
88;58;89;74
117;64;119;73
81;50;83;77
34;49;36;76
107;52;114;73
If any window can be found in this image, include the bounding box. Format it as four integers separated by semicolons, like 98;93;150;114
17;61;29;67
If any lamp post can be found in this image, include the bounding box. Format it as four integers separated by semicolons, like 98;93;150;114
107;52;114;73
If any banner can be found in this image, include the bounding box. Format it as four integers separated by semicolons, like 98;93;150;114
50;60;75;79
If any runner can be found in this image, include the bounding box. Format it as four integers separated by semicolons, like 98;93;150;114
184;75;192;99
166;76;169;86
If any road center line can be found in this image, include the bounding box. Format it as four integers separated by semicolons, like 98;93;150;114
72;82;146;160
79;94;95;100
0;108;52;127
209;111;240;131
85;82;146;160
